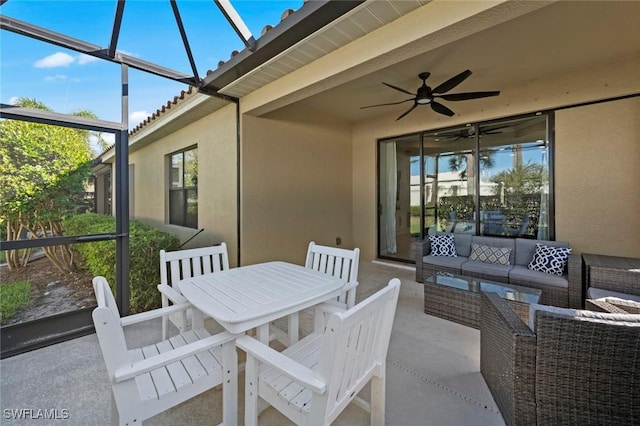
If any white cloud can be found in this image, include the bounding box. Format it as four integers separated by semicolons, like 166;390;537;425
8;96;19;105
129;110;150;127
34;52;75;68
77;54;98;65
44;74;68;82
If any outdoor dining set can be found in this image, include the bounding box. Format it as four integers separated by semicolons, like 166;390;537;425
92;241;400;426
92;237;639;426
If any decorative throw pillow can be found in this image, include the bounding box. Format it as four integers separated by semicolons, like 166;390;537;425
528;243;572;275
428;234;457;257
469;243;511;265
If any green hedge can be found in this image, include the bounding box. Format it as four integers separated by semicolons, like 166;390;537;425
64;213;180;313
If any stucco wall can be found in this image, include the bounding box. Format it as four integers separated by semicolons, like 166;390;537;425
352;56;640;260
555;97;640;257
128;104;239;265
240;108;352;265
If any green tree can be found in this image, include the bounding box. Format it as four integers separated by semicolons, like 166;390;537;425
491;162;547;196
0;98;95;271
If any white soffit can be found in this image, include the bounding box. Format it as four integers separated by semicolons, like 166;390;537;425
218;0;430;97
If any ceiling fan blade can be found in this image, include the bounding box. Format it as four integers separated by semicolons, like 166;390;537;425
437;91;500;101
396;104;418;121
430;101;455;117
482;125;510;134
382;82;415;96
360;98;415;109
432;70;472;94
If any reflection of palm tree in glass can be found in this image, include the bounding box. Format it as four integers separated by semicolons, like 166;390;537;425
448;152;495;194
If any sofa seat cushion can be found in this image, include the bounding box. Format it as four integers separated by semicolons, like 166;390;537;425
462;260;512;279
509;265;568;288
423;255;468;272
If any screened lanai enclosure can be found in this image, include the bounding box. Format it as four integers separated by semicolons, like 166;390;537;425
378;113;552;263
1;0;342;357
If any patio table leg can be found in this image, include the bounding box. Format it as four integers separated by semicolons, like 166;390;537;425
257;324;270;344
222;339;238;426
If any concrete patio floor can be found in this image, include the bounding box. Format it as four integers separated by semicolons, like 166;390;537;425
0;261;505;425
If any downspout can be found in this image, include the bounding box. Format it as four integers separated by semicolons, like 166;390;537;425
236;99;241;266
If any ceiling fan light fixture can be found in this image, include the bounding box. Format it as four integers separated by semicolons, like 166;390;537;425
359;69;500;120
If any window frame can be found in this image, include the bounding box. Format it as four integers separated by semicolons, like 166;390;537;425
167;145;198;228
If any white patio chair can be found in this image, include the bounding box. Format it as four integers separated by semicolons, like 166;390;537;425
238;278;401;426
157;243;230;339
92;276;235;426
272;242;360;347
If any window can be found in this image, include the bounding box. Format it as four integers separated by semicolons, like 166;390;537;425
169;147;198;228
378;112;553;263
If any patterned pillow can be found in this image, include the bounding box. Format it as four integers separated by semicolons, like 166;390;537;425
528;243;572;275
428;234;457;257
469;243;511;265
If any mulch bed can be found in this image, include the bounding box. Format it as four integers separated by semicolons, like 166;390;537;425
0;255;96;326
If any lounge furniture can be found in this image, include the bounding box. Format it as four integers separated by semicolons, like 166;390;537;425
583;253;640;304
423;272;541;328
176;261;347;426
157;243;230;339
480;291;640;426
92;276;235;426
237;278;401;426
415;234;582;307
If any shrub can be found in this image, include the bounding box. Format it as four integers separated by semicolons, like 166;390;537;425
64;213;180;313
0;280;31;323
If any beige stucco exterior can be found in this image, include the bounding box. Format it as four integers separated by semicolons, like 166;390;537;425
115;1;639;265
123;103;239;265
240;109;352;265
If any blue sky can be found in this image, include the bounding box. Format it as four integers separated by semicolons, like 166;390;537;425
1;0;301;141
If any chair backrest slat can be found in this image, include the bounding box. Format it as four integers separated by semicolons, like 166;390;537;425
160;243;229;289
305;241;360;308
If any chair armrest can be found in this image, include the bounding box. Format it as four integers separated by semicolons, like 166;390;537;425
157;283;188;304
414;239;431;283
585;299;629;313
114;331;237;382
567;253;583;308
480;292;537;426
236;335;326;394
120;302;192;327
317;300;347;314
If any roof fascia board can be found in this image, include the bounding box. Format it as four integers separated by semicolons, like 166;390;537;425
125;92;228;154
200;0;365;91
1;15;196;85
0;103;124;132
238;0;552;117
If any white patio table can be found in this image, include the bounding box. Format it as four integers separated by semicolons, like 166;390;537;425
176;261;346;426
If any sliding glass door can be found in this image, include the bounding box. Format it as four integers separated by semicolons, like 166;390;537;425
378;112;553;263
378;134;421;262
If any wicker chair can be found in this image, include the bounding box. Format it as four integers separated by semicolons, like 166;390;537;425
480;291;640;426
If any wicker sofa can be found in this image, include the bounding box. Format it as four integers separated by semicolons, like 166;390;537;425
414;234;582;307
480;292;640;426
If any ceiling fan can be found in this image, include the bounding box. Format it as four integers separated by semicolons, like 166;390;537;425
443;125;510;141
360;70;500;121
